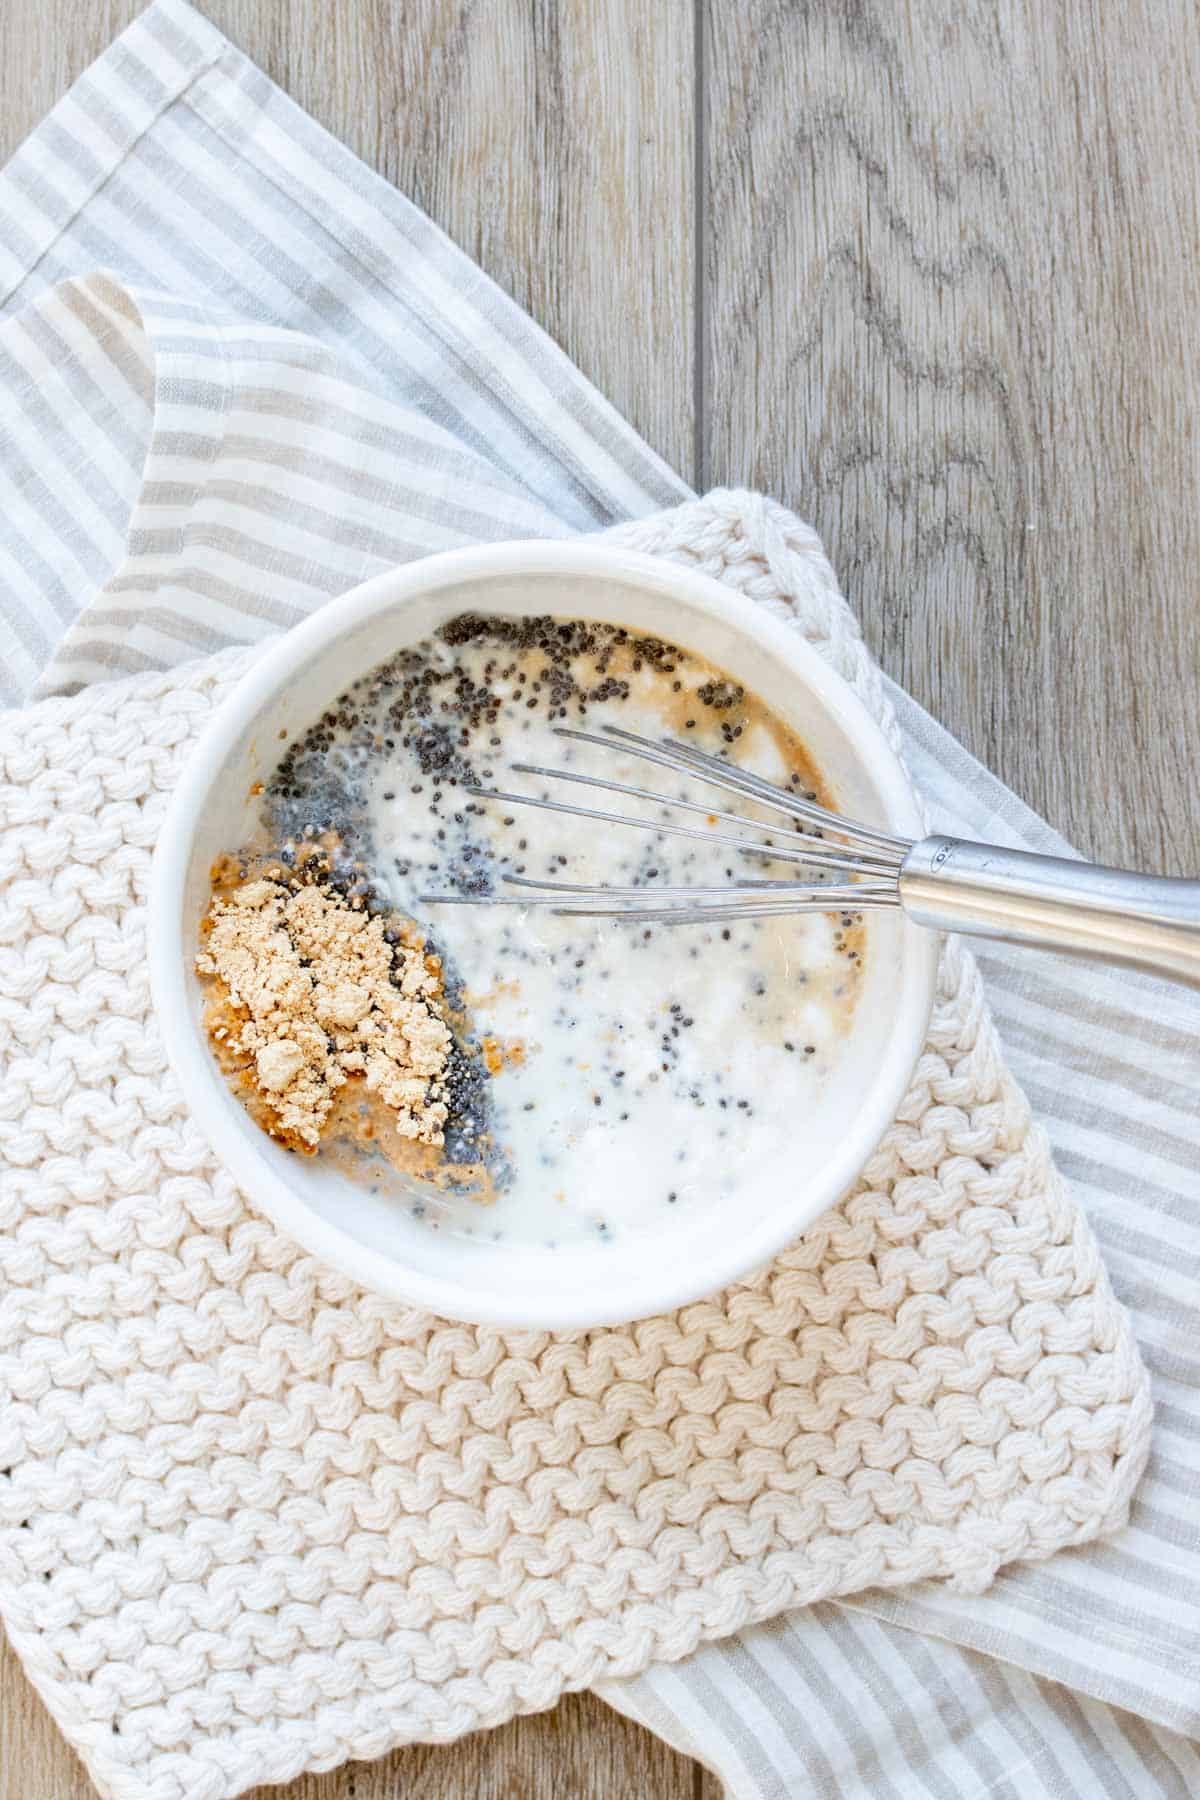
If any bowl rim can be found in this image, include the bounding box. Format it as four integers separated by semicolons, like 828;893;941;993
149;540;938;1326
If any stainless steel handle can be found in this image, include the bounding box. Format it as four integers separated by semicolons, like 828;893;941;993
899;835;1200;988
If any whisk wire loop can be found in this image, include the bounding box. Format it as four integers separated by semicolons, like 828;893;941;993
556;725;910;856
427;724;907;922
415;720;1200;985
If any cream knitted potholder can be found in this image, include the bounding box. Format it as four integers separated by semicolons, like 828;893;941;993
0;495;1151;1800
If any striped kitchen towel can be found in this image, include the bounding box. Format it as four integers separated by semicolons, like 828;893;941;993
0;3;1197;1795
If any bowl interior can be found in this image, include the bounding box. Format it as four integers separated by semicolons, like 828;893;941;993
154;549;933;1327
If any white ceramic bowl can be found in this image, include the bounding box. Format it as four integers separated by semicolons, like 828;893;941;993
149;542;936;1328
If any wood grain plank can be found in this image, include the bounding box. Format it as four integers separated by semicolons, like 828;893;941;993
703;0;1200;871
0;3;702;1797
0;1636;96;1800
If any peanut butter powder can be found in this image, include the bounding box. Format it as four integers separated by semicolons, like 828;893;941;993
196;864;451;1152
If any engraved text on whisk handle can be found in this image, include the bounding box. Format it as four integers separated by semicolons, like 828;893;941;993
899;835;1200;988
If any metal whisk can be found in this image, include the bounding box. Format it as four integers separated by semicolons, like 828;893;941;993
424;723;1200;989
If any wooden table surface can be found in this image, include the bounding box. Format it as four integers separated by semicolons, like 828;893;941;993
3;2;1199;1795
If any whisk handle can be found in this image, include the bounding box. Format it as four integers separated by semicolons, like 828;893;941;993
899;835;1200;988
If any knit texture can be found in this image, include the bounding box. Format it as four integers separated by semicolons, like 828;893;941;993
0;494;1152;1800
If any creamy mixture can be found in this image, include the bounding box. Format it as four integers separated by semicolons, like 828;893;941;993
210;614;866;1249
